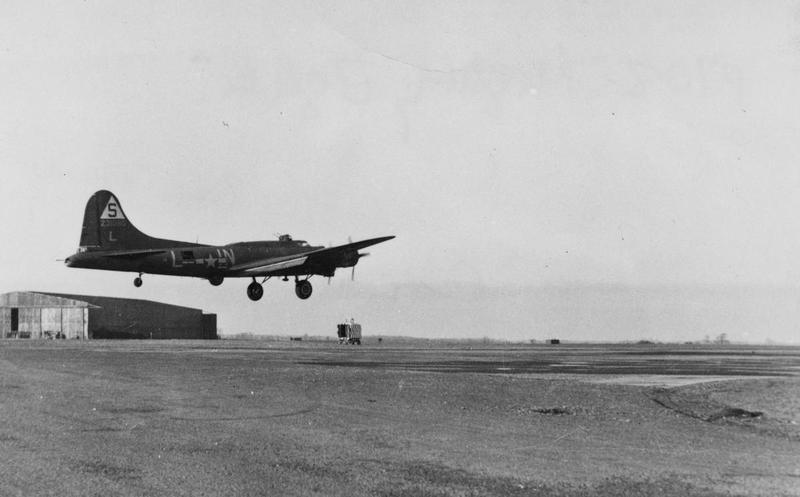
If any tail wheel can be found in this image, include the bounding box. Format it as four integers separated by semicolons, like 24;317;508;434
133;276;143;287
295;280;313;300
247;281;264;301
208;274;224;286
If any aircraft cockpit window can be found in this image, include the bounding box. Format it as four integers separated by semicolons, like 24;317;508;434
298;241;309;247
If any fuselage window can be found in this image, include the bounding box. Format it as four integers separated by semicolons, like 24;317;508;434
181;250;194;260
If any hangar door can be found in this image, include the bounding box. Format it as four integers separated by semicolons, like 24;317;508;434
41;308;87;339
62;308;87;339
41;308;62;336
17;308;40;338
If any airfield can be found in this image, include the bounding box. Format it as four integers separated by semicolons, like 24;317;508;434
0;340;798;497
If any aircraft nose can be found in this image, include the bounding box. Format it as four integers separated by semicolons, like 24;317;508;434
65;257;72;267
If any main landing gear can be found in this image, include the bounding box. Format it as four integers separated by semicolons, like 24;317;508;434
247;279;264;301
246;277;314;301
133;273;143;287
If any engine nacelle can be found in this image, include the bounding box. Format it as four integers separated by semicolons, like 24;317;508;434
339;249;360;267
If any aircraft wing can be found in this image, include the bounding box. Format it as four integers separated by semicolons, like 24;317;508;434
333;236;396;253
304;235;396;264
230;236;395;276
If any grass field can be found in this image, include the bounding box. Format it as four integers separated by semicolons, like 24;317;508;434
0;340;798;496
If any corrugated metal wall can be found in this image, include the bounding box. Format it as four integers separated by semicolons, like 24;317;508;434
0;293;89;339
18;308;41;337
0;305;86;338
57;308;86;338
88;300;205;339
202;314;218;339
0;308;8;336
41;308;62;333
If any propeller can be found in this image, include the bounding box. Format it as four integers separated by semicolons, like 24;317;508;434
351;252;370;281
328;241;333;285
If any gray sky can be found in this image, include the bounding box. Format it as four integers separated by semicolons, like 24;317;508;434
2;1;800;341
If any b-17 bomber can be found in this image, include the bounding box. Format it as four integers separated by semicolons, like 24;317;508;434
65;190;394;301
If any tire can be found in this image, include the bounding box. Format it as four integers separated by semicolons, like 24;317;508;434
295;280;313;300
247;282;263;301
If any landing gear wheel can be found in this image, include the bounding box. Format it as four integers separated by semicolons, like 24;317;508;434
295;280;313;300
247;281;263;301
133;276;143;288
208;274;224;286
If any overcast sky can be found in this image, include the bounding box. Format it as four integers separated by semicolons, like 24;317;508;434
2;1;799;341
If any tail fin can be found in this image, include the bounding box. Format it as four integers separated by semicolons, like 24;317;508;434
79;190;194;251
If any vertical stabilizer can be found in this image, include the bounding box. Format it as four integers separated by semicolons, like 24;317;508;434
79;190;146;250
78;190;195;251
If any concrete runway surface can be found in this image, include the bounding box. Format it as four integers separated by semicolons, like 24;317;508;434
0;340;798;496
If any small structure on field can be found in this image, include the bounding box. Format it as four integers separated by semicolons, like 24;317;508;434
336;319;362;345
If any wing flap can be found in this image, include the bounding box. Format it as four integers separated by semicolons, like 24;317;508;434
232;256;309;275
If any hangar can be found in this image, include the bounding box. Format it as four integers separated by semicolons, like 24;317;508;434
0;292;217;339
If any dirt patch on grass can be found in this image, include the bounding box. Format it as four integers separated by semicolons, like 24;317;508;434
705;407;763;421
585;375;749;387
102;406;166;414
73;460;142;483
375;461;741;497
650;378;800;440
374;460;540;497
0;433;20;442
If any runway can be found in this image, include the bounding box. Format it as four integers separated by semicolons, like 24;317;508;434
0;340;797;496
300;344;800;377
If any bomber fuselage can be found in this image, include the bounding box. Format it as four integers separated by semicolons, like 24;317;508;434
65;239;340;279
